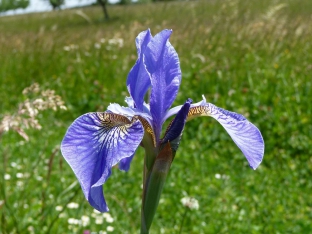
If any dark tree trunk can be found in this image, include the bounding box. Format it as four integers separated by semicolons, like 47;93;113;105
97;0;109;20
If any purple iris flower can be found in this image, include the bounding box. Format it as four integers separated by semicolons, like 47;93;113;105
61;29;264;213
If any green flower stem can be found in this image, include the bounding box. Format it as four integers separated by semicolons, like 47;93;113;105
179;207;189;234
141;142;173;234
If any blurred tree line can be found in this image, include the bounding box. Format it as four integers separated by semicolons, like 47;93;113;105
49;0;63;10
0;0;178;18
0;0;66;12
0;0;29;12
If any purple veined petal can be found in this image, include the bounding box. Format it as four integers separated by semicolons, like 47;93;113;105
164;98;206;121
119;153;135;171
107;102;136;117
125;97;151;115
144;29;182;140
108;102;154;129
187;96;264;170
127;29;152;111
61;112;144;212
125;97;135;108
108;103;157;166
137;115;157;148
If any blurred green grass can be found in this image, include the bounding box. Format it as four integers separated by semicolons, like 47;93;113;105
0;0;312;233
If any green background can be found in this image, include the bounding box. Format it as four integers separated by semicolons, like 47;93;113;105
0;0;311;233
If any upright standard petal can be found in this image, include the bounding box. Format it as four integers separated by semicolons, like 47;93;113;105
144;29;182;139
127;29;152;111
61;112;144;212
187;98;264;169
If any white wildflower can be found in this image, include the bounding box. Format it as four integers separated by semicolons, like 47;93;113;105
68;218;80;225
215;173;230;180
16;172;24;178
81;215;90;227
27;226;35;233
55;205;63;211
103;213;114;223
106;226;114;232
16;181;24;187
93;209;101;214
181;197;199;210
63;46;71;51
95;216;104;225
106;216;114;223
108;38;124;47
94;43;101;49
67;202;79;209
215;173;221;179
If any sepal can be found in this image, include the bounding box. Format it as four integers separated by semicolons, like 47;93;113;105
61;112;144;212
141;142;173;233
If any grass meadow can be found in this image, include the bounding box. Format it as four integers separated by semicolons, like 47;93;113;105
0;0;312;233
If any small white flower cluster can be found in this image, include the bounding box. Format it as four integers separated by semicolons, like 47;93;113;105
91;209;114;225
0;83;66;141
81;215;90;227
67;202;79;209
63;207;115;232
215;173;230;180
99;37;124;51
68;218;81;225
181;197;199;210
108;38;124;48
66;214;91;230
63;44;79;51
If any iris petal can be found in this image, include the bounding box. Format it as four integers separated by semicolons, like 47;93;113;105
107;102;153;129
161;99;192;151
119;153;135;171
188;100;264;169
61;112;144;212
127;29;152;111
144;29;182;139
137;115;157;147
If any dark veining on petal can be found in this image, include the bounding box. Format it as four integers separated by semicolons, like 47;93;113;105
137;115;157;147
96;112;131;127
188;104;246;122
216;107;246;121
94;112;140;172
187;105;211;118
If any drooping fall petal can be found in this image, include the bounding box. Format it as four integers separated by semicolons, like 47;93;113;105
61;112;144;212
187;99;264;169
